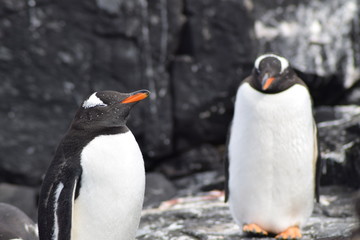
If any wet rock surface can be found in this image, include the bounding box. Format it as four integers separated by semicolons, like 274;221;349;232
138;187;359;240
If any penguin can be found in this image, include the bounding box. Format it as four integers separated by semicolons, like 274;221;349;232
224;53;320;239
0;202;38;240
38;90;150;240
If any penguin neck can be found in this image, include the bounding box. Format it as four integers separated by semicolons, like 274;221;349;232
69;125;129;138
246;69;305;94
61;125;130;157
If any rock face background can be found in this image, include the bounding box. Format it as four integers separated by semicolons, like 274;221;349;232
1;0;360;238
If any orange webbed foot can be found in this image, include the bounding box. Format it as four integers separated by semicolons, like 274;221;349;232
275;226;302;239
242;223;268;236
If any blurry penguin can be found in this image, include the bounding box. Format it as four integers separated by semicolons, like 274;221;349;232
225;53;320;239
38;90;150;240
0;202;38;240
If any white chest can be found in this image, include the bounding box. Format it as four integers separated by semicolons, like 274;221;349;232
71;131;145;240
228;83;315;233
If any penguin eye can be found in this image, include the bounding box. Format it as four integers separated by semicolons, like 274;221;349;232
95;104;108;108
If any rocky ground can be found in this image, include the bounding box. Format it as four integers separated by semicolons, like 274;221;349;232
138;187;359;240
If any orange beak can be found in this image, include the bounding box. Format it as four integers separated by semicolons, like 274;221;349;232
262;77;276;90
121;90;150;104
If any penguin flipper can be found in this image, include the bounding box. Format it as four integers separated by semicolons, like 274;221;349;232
314;121;321;202
224;153;229;202
38;151;81;240
224;121;232;203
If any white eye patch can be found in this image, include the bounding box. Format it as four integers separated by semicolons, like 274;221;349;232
254;54;289;74
82;92;107;109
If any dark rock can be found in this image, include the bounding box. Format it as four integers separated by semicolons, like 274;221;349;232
144;172;177;208
315;106;339;123
340;81;360;105
0;183;38;221
171;56;238;146
0;0;184;184
0;202;38;240
157;144;223;179
140;0;185;161
137;186;358;239
173;171;225;197
172;0;254;145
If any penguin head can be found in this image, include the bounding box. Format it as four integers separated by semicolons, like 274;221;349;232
253;53;296;93
72;90;150;129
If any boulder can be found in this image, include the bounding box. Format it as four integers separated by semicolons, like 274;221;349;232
0;0;183;184
156;144;223;179
316;105;360;187
173;171;225;197
172;0;254;145
0;183;38;221
144;172;177;208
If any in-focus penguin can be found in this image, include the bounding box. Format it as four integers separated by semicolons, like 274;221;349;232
225;54;320;239
0;202;38;240
38;90;150;240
